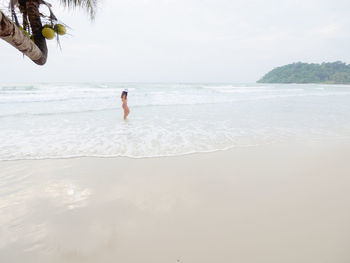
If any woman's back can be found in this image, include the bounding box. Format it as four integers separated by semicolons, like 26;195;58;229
121;91;130;120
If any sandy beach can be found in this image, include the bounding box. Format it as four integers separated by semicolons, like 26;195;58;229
1;138;350;263
2;0;350;261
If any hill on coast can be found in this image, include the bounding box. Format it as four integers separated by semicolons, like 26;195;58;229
258;61;350;84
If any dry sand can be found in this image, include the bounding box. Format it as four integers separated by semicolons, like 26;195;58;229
1;139;350;263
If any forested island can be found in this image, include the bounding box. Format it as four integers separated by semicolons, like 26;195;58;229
258;61;350;84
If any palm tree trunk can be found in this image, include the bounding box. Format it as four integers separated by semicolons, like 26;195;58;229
26;0;47;65
0;9;47;65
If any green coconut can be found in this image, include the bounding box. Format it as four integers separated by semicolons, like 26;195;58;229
42;27;55;40
54;24;67;35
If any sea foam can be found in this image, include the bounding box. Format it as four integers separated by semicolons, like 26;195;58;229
1;83;350;160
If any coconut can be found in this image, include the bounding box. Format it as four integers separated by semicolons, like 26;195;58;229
54;24;66;35
42;27;55;40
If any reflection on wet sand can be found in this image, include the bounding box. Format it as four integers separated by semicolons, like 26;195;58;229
1;140;350;263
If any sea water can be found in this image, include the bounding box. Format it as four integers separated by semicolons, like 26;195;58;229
1;83;350;160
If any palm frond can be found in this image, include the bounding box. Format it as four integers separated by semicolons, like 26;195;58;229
59;0;97;19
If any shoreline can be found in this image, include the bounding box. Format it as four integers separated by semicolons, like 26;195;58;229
1;135;350;162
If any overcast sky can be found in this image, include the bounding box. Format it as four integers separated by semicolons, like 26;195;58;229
1;0;350;83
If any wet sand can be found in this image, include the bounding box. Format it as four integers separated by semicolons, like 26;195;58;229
1;139;350;263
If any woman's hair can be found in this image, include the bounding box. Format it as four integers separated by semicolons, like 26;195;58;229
121;91;128;99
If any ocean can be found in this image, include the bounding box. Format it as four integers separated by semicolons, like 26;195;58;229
1;82;350;160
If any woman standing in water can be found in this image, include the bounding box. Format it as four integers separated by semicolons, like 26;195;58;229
121;90;130;120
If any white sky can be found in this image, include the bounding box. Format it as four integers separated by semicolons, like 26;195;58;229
1;0;350;83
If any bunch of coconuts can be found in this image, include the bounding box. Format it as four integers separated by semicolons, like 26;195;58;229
42;24;66;40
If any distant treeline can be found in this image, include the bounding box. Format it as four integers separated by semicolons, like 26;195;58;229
258;61;350;84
